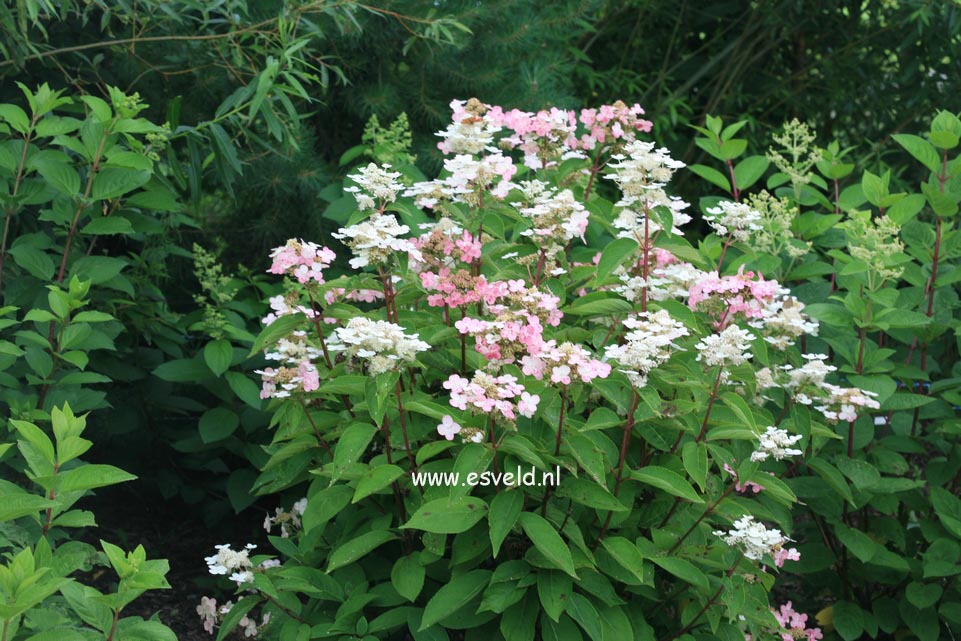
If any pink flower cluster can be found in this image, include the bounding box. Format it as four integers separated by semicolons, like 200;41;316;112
411;225;483;270
268;239;336;284
773;546;801;568
256;361;320;399
490;101;653;159
450;281;564;365
520;341;611;385
421;270;505;309
772;602;823;641
688;268;787;328
456;313;547;365
443;372;539;422
578;102;653;150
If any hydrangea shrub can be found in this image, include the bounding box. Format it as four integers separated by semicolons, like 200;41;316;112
202;100;961;641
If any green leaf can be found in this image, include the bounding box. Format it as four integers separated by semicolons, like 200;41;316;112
899;602;940;641
880;392;935;411
90;167;150;200
215;596;260;641
420;570;491;629
0;104;30;134
564;295;633;317
556;476;625;512
402;496;488;534
9;246;54;280
537;570;572;623
153;358;209;383
199;407;239;443
835;524;881;563
688;164;731;193
331;423;379;483
11;419;55;463
391;555;425;602
808;457;854;506
0;492;54;521
489;490;523;557
922;181;959;218
81;217;135;235
593;238;638;286
34;159;80;195
517;512;577;578
71;311;115;323
327;530;396;572
352;464;405;503
542;614;583;641
887;193;926;224
893;134;942;174
203;339;233;377
631;466;703;503
318;375;367;396
733;155;769;190
565;593;603;641
248;312;306;356
834;601;864;641
600;537;645;584
930;130;960;150
650;556;710;590
301;485;353;534
682;441;709;492
906;582;943;610
862;170;885;207
720;392;758;431
226;371;262;409
55;464;136;492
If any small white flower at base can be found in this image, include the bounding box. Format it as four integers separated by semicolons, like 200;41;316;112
197;596;217;634
437;415;462;440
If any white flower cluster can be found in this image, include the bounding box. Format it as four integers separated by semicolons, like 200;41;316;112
612;193;692;239
436;99;501;154
704;200;763;242
518;185;590;249
756;354;880;423
606;140;686;197
344;163;404;211
329;317;430;375
205;543;257;585
751;426;804;462
748;296;819;350
695;325;755;368
714;515;791;561
261;294;314;326
333;213;421;269
264;332;321;365
403;153;516;208
604;310;689;387
817;383;881;423
264;497;307;538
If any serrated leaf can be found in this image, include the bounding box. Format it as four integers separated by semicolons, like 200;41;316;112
203;339;233;377
391;555;425;602
420;570;491;629
402;496;488;534
631;466;703;503
517;512;576;578
489;489;523;557
326;530;396;572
